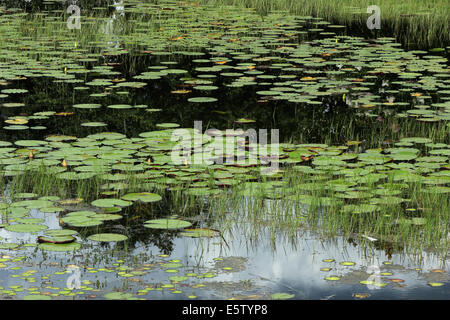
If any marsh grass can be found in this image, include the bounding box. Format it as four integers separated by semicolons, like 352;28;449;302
324;115;450;149
206;163;450;257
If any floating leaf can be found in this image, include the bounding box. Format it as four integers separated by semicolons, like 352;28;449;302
271;293;295;300
428;282;444;287
143;219;192;230
23;295;52;300
353;293;370;299
88;233;128;242
121;192;162;203
5;224;47;233
38;242;81;252
37;235;76;244
188;97;218;103
91;198;132;208
73;104;101;109
104;292;135;300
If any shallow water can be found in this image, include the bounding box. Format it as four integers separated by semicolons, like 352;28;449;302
0;206;449;300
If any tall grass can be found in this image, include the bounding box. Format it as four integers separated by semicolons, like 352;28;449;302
206;163;450;257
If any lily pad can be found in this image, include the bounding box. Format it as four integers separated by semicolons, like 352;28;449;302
91;198;132;208
88;233;128;242
37;235;76;244
23;295;52;300
5;224;48;233
271;292;295;300
38;242;81;252
144;219;192;230
121;192;162;203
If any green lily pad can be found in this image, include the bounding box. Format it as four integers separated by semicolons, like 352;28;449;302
37;235;76;244
88;233;128;242
38;242;81;252
325;276;340;281
144;219;192;230
15;218;45;224
5;224;48;233
23;294;52;300
156;123;180;129
0;243;20;249
104;292;135;300
169;276;189;282
271;293;295;300
121;192;162;203
188;97;218;103
81;122;107;127
45;229;78;237
180;228;220;238
428;282;444;287
73;104;101;109
91;198;132;208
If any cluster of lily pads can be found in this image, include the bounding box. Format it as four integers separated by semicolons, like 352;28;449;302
0;0;448;136
0;251;267;300
0;127;448;247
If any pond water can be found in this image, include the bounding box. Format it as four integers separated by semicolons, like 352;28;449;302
0;0;448;300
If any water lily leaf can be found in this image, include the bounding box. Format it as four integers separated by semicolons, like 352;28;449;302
68;219;103;227
37;235;76;244
38;242;81;252
91;198;132;208
5;224;48;233
94;214;122;221
81;122;107;127
144;219;192;230
45;229;78;237
73;104;101;109
0;243;19;249
104;292;135;300
188;97;218;103
353;293;370;299
121;192;162;203
325;276;340;281
15;218;44;224
88;233;128;242
23;294;52;300
11;200;54;209
156;123;180;129
169;276;188;282
428;282;444;287
271;293;295;300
